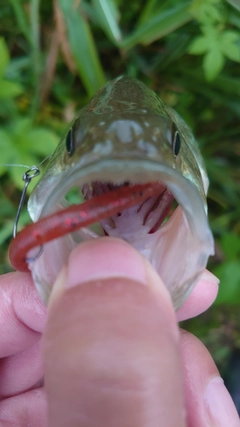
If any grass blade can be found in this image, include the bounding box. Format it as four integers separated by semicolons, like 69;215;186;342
226;0;240;12
30;0;42;118
92;0;121;44
120;3;192;50
138;0;173;25
9;0;32;45
57;0;105;96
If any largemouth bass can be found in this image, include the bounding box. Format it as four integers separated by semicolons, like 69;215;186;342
9;76;214;309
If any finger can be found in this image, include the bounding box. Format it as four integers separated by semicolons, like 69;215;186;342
176;270;219;322
0;340;43;398
43;238;186;427
0;387;47;426
0;272;46;357
181;330;240;427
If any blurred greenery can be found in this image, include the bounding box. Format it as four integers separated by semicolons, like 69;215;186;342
0;0;240;404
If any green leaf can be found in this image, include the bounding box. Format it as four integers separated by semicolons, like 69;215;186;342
0;80;23;99
10;118;58;156
0;38;10;76
0;220;15;247
0;39;24;100
9;0;32;45
0;130;14;175
228;10;240;30
92;0;121;43
190;0;223;24
138;0;173;25
201;24;219;48
221;30;240;44
0;119;58;190
0;129;23;185
220;233;240;260
221;42;240;62
226;0;240;12
23;128;58;156
120;3;192;50
203;47;225;81
188;36;209;54
58;0;105;96
209;74;240;96
214;261;240;304
201;4;222;23
220;30;240;62
11;118;32;138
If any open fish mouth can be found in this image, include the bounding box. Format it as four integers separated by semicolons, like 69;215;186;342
67;180;174;237
27;159;214;310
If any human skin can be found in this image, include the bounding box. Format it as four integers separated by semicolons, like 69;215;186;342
0;237;239;426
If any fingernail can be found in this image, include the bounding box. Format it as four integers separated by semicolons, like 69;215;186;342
67;238;148;289
49;238;173;312
205;377;240;426
201;270;220;286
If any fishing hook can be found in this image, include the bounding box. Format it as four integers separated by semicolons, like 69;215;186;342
13;166;44;263
13;166;40;238
13;166;43;262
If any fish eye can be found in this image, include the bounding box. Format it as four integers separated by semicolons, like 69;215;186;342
172;130;181;157
66;128;74;155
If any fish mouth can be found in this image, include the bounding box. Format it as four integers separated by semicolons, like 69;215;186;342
66;180;175;237
28;159;214;309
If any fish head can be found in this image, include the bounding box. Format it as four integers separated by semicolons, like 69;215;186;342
27;77;214;309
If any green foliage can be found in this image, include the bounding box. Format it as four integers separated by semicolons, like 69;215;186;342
0;39;58;190
226;0;240;12
91;0;122;43
214;234;240;304
119;3;192;49
0;38;23;98
189;0;240;81
0;118;58;189
58;0;106;96
189;26;240;81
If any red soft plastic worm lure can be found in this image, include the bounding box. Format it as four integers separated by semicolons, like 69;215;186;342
9;182;162;272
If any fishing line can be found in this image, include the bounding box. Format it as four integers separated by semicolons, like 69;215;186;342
0;155;51;170
0;163;33;169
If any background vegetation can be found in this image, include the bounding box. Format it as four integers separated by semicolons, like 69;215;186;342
1;0;240;409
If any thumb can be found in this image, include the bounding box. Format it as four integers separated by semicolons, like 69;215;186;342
42;238;185;427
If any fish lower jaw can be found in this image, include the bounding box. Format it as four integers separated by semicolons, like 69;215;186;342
28;177;213;310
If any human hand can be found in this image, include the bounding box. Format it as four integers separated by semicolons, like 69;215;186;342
0;238;239;426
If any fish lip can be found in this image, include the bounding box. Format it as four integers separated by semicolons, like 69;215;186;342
28;158;214;309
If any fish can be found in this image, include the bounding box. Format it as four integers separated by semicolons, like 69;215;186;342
9;76;214;309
